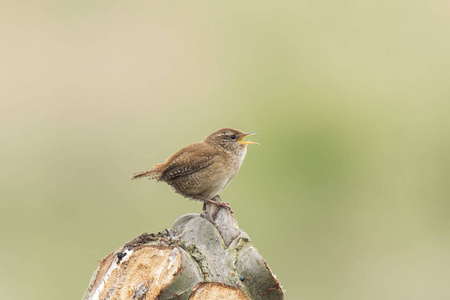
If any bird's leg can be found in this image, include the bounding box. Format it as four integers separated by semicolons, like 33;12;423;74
197;196;231;210
212;195;233;214
198;195;233;223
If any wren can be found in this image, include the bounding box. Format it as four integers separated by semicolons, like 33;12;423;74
132;128;257;214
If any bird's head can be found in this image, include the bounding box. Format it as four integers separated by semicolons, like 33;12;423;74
205;128;258;152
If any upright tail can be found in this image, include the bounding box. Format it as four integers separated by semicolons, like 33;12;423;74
131;169;160;180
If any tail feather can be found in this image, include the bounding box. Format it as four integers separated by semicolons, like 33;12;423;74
131;169;160;180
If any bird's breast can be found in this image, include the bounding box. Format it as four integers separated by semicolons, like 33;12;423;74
213;147;247;194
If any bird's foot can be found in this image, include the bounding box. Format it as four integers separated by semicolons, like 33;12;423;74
211;195;233;214
217;201;233;214
199;195;233;224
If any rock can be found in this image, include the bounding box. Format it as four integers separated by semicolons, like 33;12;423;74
82;207;284;300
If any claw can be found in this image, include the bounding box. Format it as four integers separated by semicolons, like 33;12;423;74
219;202;233;214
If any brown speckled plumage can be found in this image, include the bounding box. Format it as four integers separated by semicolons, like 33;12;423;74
132;128;257;210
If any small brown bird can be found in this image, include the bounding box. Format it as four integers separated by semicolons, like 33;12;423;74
132;128;257;213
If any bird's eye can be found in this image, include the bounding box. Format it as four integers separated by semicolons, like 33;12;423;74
230;135;236;140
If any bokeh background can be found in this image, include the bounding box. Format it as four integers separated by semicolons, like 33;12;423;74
1;1;449;299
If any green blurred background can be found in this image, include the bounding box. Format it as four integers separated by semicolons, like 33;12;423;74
1;1;449;299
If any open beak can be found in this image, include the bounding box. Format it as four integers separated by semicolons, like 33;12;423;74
238;132;259;145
